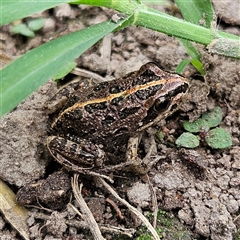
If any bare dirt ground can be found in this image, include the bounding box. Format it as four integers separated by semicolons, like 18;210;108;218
0;2;239;240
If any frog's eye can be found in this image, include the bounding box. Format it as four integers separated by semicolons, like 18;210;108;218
154;97;171;112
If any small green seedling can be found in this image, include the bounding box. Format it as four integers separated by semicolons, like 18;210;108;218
11;18;45;37
176;106;232;149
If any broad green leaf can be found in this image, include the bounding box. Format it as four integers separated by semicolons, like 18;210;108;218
53;61;77;81
0;18;130;117
0;0;71;26
183;106;223;133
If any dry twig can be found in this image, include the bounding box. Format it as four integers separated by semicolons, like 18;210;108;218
96;177;160;240
33;211;135;237
71;174;105;240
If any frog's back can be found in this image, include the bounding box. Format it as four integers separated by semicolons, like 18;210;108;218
50;62;188;143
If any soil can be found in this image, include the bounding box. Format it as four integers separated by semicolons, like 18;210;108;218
0;3;240;240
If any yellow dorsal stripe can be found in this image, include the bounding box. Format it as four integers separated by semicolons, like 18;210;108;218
53;77;185;125
64;79;167;111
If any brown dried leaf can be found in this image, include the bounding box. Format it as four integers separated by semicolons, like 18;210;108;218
0;179;30;240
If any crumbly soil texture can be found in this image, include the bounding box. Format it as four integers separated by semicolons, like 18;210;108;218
0;3;240;240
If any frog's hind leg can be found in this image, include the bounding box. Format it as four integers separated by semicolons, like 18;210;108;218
46;136;114;182
46;136;106;168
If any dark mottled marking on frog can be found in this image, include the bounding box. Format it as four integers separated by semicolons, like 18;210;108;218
132;69;161;86
49;137;67;149
109;85;126;94
65;133;82;144
135;85;163;100
119;107;140;119
169;82;189;96
53;120;62;129
93;82;109;92
101;115;115;126
59;87;71;98
62;95;81;111
87;93;95;98
64;109;83;120
111;96;124;106
85;101;108;113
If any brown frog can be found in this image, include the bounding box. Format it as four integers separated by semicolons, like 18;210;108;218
46;62;189;176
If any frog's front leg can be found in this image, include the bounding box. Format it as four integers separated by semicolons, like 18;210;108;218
103;133;148;174
126;131;164;175
47;136;106;170
125;133;148;174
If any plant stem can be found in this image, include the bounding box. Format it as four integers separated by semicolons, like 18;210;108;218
74;0;239;46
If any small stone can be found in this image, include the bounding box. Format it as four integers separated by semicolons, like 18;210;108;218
127;182;151;208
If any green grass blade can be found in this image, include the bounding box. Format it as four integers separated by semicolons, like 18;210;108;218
136;7;214;45
190;59;205;75
178;38;205;75
175;0;214;28
178;39;200;60
174;1;213;74
0;18;129;117
75;0;215;45
176;60;191;74
0;0;71;26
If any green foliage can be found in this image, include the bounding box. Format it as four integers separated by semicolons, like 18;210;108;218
53;61;77;81
174;0;214;74
205;127;232;149
1;19;129;117
0;0;239;117
176;106;232;149
11;23;35;37
11;18;45;37
138;209;193;239
183;118;209;133
156;130;165;141
176;132;200;148
201;106;223;128
183;106;223;133
28;18;45;31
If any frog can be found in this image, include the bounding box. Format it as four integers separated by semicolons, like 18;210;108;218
45;62;189;177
